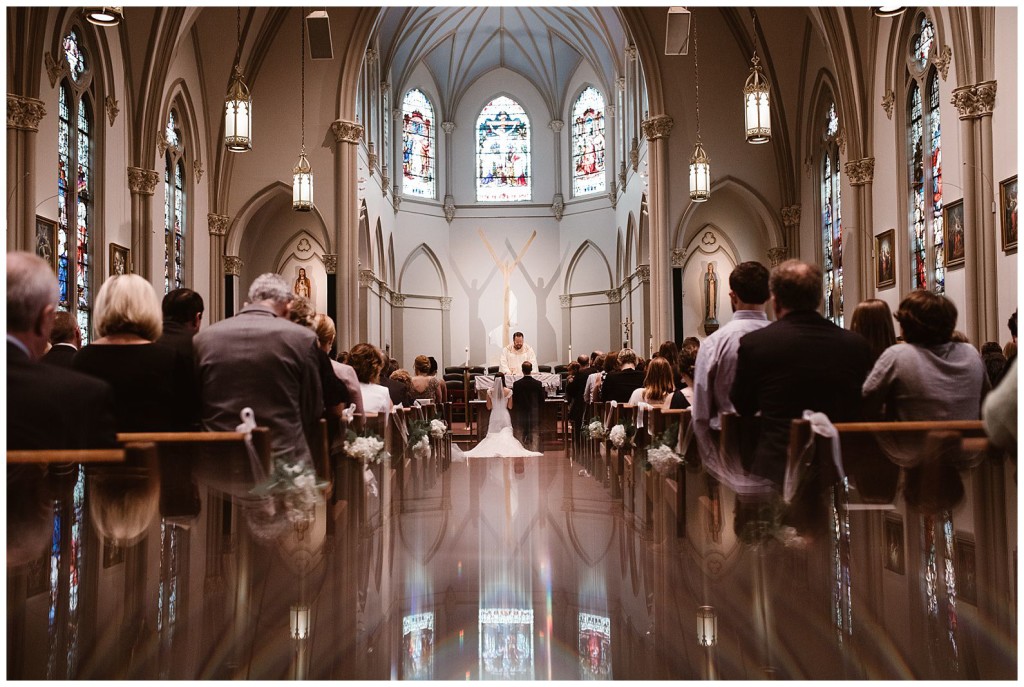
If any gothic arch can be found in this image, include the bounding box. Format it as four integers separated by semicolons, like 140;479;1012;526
224;180;330;256
805;69;841;163
624;212;636;276
387;234;396;285
158;79;204;174
673;176;784;254
375;219;386;280
358;199;372;273
565;239;614;294
398;242;448;296
637;193;650;264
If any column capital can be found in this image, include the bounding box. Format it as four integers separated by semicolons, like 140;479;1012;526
616;76;626;91
844;158;875;186
365;47;378;63
323;253;338;274
934;45;952;81
359;269;376;288
767;246;788;267
441;121;456;135
444;195;456;224
439;296;452;311
207;213;230;236
105;95;119;126
127;167;160;195
379;81;390;95
626;44;638;61
223;255;243;276
559;294;572;308
641;114;674;141
331;120;363;145
193;160;204;184
392;293;406;307
881;89;895;120
605;105;615;118
951;80;997;119
7;94;46;131
670;249;686;268
552;193;565;221
549;119;564;134
780;204;801;228
636;264;650;283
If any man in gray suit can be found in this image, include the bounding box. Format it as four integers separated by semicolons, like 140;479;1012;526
194;273;323;463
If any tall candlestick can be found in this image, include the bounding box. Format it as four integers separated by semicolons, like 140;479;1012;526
649;336;653;359
464;346;469;366
568;344;572;362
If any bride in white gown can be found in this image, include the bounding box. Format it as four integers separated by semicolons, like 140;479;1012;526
458;374;543;458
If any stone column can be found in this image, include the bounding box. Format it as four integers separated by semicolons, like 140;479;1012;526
127;167;160;281
637;264;651;356
442;121;456;223
223;255;242;317
7;94;46;252
951;80;997;343
606;288;622;350
331;119;363;349
606;105;618;208
844;157;875;311
439;296;451;368
640;114;674;346
323;253;338;334
358;268;374;344
779;205;801;261
549;120;564;220
560;295;573;362
390;292;405;364
207;213;229;323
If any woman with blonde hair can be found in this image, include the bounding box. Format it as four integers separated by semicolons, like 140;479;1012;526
410;354;445;404
73;274;196;431
628;357;684;408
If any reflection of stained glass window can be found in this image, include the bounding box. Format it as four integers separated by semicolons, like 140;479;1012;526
158;522;188;634
164;109;187;292
928;70;944;293
47;467;84;679
821;101;843;327
909;82;927;290
401;89;435;199
476;96;531;202
571;87;607;197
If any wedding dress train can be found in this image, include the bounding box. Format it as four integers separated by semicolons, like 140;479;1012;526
456;376;543;459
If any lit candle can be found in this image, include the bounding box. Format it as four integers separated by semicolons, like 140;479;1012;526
464;346;469;366
568;344;572;362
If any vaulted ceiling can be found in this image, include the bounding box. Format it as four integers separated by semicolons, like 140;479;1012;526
374;7;629;118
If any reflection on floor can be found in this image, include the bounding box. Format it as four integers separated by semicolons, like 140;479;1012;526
6;429;1017;679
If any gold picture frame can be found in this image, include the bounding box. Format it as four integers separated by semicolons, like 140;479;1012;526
109;243;130;276
34;215;57;271
943;199;965;269
1000;175;1017;253
874;229;895;289
884;513;905;574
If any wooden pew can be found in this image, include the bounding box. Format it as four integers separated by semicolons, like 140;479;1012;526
8;448;127;464
650;408;690;539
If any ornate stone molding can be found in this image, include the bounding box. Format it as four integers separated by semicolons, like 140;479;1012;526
835;129;847;156
626;44;638;61
223;255;242;276
951;80;997;119
157;132;169;157
392;293;406;307
331;120;363;144
552;193;565;221
636;264;650;283
605;105;615;119
934;45;952;81
606;288;622;303
367;141;377;175
559;294;572;308
671;249;686;267
358;269;376;288
439;296;452;311
391;108;401;121
207;213;230;236
881;89;895;120
641;114;673;141
381;173;390;194
629;139;639;171
322;253;337;274
365;47;378;63
619;161;627;188
393;193;402;213
549;119;564;134
616;76;626;92
193;160;204;184
105;95;118;126
127;167;160;195
441;121;455;135
609;180;618;209
44;53;61;88
844;158;875;186
767;246;788;267
379;81;390;95
7;94;46;131
444;194;456;223
780;204;801;228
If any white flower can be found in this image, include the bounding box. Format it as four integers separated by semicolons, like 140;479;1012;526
429;419;447;438
587;420;607;440
609;424;627;448
412;436;431;460
345;435;387;463
647;445;683;475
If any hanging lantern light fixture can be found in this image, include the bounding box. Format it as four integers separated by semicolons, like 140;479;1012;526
743;10;771;144
689;13;710;202
84;7;123;26
293;8;313;211
225;8;253;152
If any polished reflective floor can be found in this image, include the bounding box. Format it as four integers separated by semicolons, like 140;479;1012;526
7;430;1017;679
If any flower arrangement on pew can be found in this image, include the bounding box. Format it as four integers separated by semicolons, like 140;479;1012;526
608;420;637;450
343;429;390;464
249;457;328;526
407;420;433;460
586;418;609;440
429;418;447;439
644;422;684;475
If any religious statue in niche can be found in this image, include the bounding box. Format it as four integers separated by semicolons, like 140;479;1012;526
703;262;720;335
294;267;312;299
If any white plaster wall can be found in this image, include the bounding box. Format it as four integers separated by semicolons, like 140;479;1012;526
991;6;1018;339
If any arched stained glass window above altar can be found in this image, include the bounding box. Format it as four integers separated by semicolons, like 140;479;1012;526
571;86;606;197
476;96;531;202
402;88;435;199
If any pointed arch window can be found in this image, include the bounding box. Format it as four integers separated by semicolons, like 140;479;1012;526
476;96;531;202
821;101;844;326
906;14;944;293
401;89;435;199
163;109;187;292
57;28;95;343
571;86;607;197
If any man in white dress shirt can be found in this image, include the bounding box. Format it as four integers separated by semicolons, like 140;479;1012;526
498;331;538;375
692;261;773;490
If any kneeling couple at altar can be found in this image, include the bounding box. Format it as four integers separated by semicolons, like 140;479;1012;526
455;370;544;459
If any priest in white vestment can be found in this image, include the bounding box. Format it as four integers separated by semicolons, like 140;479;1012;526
498;331;538;375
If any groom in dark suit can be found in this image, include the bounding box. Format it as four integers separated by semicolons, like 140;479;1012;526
512;361;547;452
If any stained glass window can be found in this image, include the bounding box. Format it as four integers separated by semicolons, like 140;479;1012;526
476;96;531;202
928;70;944;293
821;101;843;327
913;15;935;69
164;109;186;292
571;87;607;197
401;89;435;199
909;82;927;290
56;28;93;344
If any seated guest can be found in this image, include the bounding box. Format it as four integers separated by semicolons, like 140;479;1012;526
349;342;394;414
7;251;116;449
656;340;683;388
582;352;606;404
194;273;323;464
983;359;1016;456
863;289;989;422
850;298;897;364
313;314;364;418
381;357;412;407
73;274;196;432
679;337;701;404
389;369;415;406
157;287;203;359
628;357;683;408
41;310;81;367
410;354;445;404
288;297;349;417
601;348;644;403
565;354;593;439
981;341;1008;386
587;350;619;403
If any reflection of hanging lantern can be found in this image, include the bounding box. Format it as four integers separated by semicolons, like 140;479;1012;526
84;7;123;26
290;605;310;639
743;54;771;143
697;605;717;647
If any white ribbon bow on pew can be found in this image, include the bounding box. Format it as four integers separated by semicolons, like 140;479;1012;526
784;410;845;504
635;402;653;432
235;407;268;483
341;403;357;424
603;400;618;428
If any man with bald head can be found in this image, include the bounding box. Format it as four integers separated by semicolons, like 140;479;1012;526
7;251;116;449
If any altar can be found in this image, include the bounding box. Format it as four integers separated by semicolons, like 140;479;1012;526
471;373;562;400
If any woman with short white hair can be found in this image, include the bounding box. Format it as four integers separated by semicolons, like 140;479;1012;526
73;274;198;431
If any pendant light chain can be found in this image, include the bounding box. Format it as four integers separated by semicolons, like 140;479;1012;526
236;8;241;65
300;7;305;152
693;14;701;143
751;9;759;57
